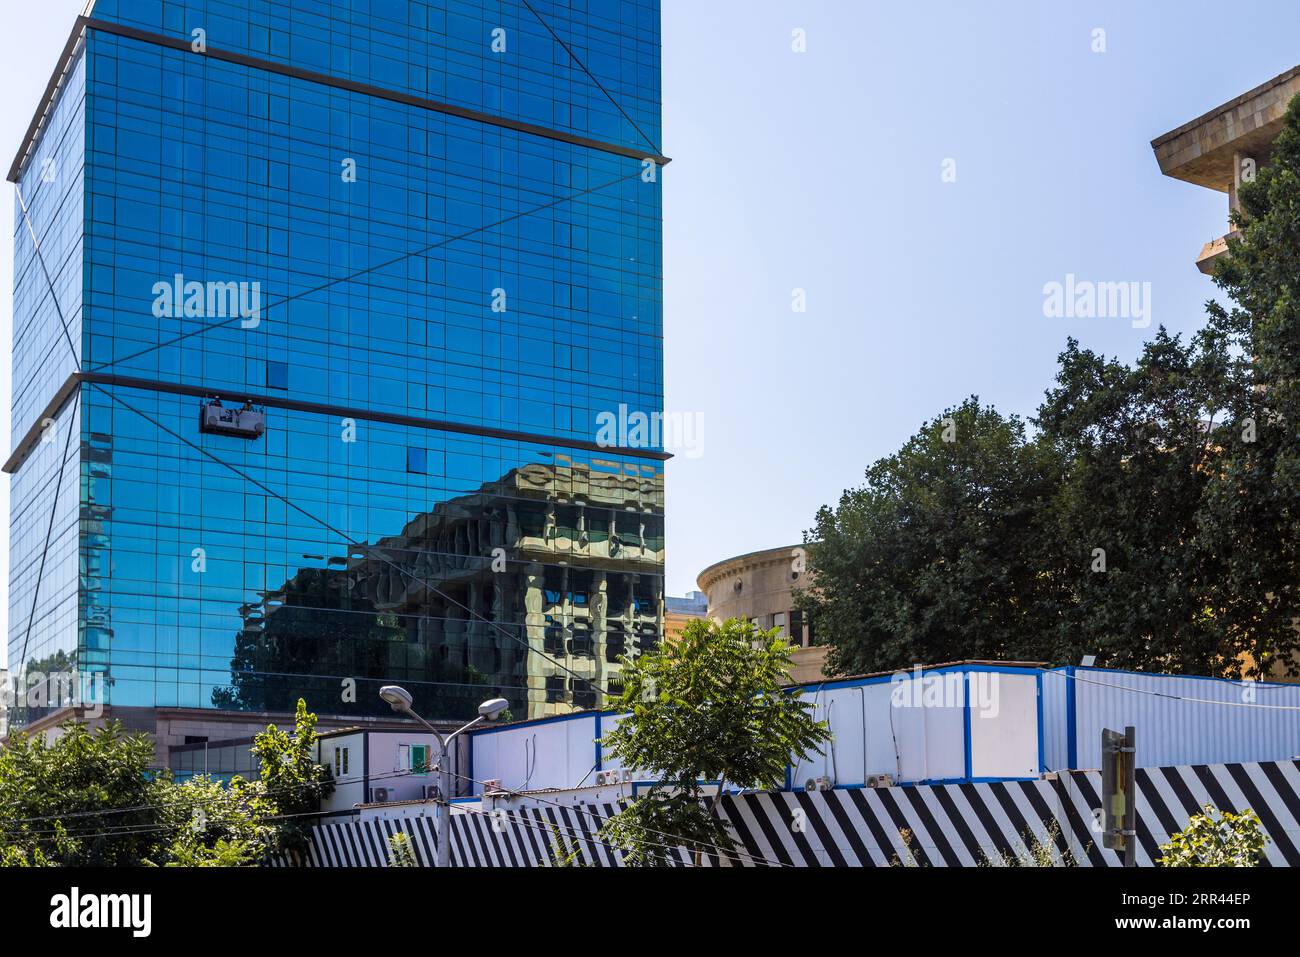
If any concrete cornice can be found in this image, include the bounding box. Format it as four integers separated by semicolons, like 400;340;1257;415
1152;63;1300;149
696;544;803;592
1151;63;1300;191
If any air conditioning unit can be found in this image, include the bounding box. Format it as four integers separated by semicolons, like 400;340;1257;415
422;785;442;801
596;770;628;787
483;779;504;794
371;787;391;803
865;774;894;789
803;776;833;792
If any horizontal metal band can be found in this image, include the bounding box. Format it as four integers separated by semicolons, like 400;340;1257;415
9;15;669;182
4;371;670;474
7;17;90;183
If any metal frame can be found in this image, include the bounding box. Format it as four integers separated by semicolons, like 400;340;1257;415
5;371;672;475
9;15;670;183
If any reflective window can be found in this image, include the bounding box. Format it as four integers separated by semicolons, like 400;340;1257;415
8;0;665;728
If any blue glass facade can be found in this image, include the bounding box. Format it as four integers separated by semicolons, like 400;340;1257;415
8;0;664;726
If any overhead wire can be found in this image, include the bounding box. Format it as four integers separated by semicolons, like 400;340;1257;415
515;0;663;157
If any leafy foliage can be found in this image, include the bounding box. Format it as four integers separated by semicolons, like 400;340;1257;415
979;820;1078;867
598;617;830;865
543;823;592;867
802;92;1300;681
799;399;1065;675
1158;805;1268;867
250;698;335;857
154;775;278;867
0;722;168;866
387;831;419;867
598;791;723;867
0;701;334;867
0;843;55;867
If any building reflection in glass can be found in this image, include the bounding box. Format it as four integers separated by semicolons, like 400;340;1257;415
213;457;664;720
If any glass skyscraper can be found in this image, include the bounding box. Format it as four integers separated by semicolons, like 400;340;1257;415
7;0;665;731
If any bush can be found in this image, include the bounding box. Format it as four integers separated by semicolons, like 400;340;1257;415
1158;804;1268;867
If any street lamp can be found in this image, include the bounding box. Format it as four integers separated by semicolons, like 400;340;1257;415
378;685;509;868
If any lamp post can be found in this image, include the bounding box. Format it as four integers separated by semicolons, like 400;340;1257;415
379;685;508;868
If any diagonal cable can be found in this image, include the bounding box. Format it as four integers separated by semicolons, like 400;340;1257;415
11;177;87;692
14;392;81;691
515;0;663;157
14;183;81;372
86;381;614;699
89;166;647;376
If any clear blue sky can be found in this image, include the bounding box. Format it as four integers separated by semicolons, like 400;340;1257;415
659;0;1300;595
3;1;1300;651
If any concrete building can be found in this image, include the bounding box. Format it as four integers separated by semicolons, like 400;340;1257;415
696;545;829;683
315;726;472;812
1152;65;1300;272
3;701;441;772
664;591;706;641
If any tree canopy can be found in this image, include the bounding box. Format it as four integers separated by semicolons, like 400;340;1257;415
598;617;829;865
0;699;332;867
801;92;1300;681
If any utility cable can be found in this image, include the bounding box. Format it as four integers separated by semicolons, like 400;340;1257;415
89;166;648;376
88;382;614;699
515;0;663;157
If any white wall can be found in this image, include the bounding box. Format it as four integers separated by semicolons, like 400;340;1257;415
472;714;602;792
968;672;1039;779
791;669;1038;786
319;731;367;811
471;667;1045;794
319;730;456;813
791;682;907;787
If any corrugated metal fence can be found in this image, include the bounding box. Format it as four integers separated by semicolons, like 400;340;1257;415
281;758;1300;867
1042;667;1300;771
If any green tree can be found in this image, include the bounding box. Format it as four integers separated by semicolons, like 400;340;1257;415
0;843;55;867
1033;331;1231;673
598;617;830;865
0;722;169;866
250;698;334;857
1186;90;1300;679
1158;805;1268;867
0;721;281;868
799;399;1067;676
1033;92;1300;679
154;774;278;867
802;91;1300;681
